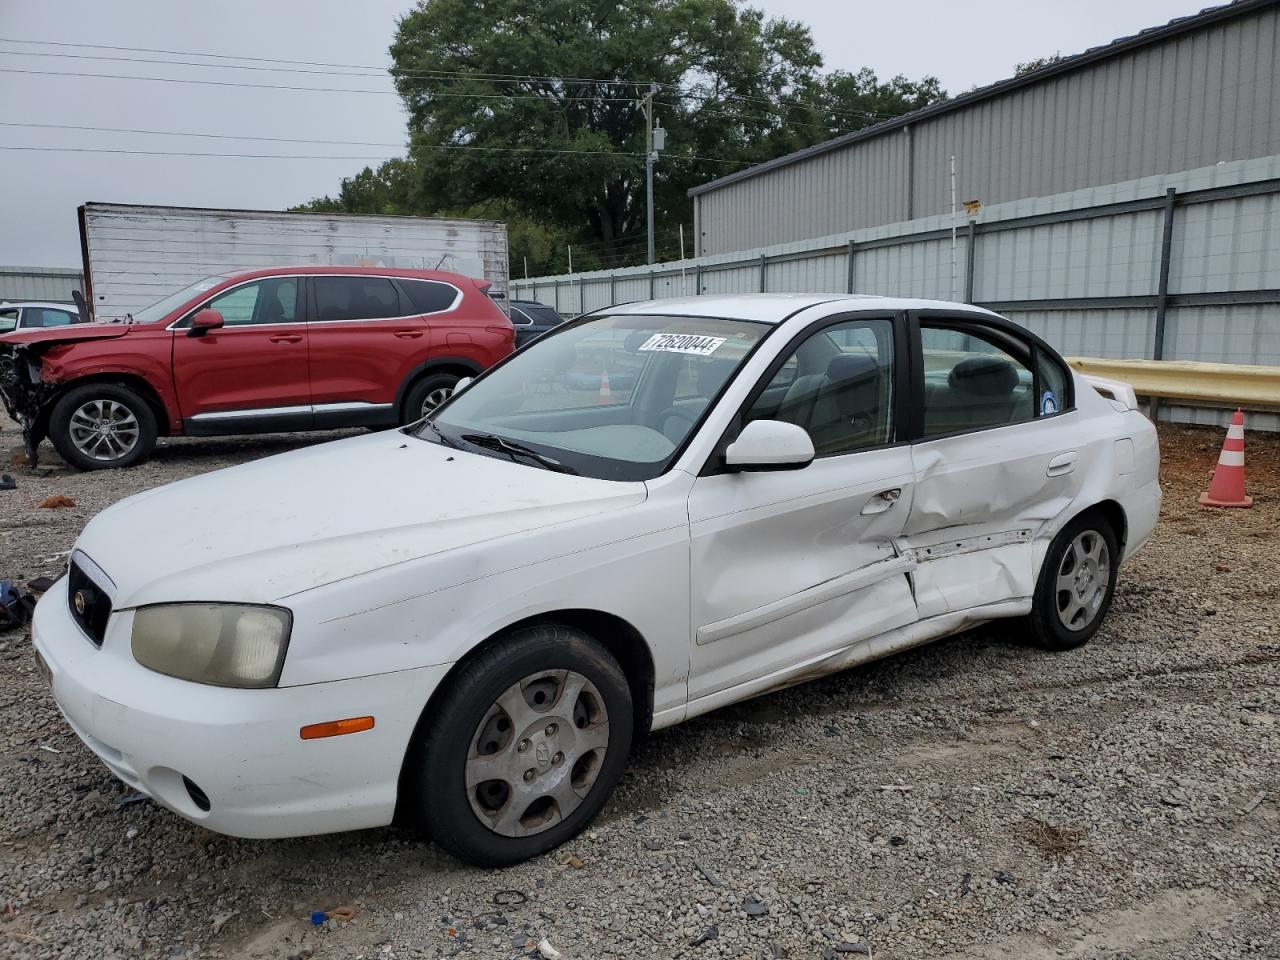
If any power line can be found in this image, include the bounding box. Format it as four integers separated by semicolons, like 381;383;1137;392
0;67;641;101
0;36;660;85
0;37;910;123
0;120;409;148
0;141;752;166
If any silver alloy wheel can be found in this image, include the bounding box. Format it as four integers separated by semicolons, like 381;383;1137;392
421;386;453;417
1055;530;1111;631
68;399;141;462
465;669;610;837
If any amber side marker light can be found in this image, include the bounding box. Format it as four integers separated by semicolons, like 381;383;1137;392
300;716;375;740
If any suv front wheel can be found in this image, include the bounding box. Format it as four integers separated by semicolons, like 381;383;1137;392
49;383;158;471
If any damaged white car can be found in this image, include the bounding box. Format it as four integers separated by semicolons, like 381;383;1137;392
32;295;1159;866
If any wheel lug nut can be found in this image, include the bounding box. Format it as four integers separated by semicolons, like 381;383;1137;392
545;723;557;737
523;769;535;782
553;752;564;765
518;738;531;752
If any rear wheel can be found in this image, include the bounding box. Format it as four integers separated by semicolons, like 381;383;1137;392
405;624;633;867
49;383;157;470
401;373;460;424
1024;511;1119;650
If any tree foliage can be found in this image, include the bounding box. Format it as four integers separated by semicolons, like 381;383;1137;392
301;0;946;272
1014;53;1064;76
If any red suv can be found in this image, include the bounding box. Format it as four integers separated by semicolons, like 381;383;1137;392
0;267;514;470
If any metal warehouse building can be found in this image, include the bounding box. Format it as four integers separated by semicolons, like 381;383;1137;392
690;0;1279;254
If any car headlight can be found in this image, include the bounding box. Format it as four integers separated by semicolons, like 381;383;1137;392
131;603;291;688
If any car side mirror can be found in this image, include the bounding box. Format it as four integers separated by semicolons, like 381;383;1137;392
455;376;473;392
723;419;815;472
188;309;224;337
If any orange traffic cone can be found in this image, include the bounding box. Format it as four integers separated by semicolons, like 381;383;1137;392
1199;409;1253;508
596;369;613;404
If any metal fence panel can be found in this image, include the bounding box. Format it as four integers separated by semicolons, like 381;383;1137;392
1165;304;1280;366
1003;308;1156;359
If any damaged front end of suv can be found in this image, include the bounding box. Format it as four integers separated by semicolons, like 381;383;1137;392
0;341;59;467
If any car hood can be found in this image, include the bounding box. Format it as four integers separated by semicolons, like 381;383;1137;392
0;324;131;349
74;430;646;608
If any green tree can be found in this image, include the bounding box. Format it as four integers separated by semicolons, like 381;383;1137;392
1014;53;1063;76
305;1;945;272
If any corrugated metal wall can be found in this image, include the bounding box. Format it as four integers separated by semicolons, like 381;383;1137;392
80;203;509;322
514;155;1280;429
695;3;1280;255
0;267;83;304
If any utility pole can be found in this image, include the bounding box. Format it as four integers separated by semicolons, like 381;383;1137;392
640;84;664;264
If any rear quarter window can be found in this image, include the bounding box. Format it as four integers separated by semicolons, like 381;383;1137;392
399;279;460;314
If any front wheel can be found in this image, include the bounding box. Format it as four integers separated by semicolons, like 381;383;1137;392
1024;511;1119;650
48;383;157;470
401;373;460;424
405;625;633;867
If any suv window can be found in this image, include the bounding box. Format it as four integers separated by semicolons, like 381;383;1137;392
400;279;459;314
314;276;402;322
920;325;1036;437
204;277;299;326
0;308;19;333
746;317;895;456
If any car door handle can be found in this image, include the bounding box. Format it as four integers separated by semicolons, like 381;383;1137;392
269;334;303;344
393;330;424;339
1047;452;1079;477
860;488;902;515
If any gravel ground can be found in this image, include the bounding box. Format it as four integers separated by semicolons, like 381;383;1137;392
1;416;1277;960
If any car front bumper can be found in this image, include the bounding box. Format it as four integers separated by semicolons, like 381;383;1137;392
32;577;450;839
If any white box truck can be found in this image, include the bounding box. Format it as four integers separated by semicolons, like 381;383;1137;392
76;202;509;322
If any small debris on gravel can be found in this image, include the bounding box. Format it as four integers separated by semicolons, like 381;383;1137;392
2;419;1278;960
37;493;76;509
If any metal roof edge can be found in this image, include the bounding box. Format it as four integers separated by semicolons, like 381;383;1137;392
688;0;1274;198
78;201;505;228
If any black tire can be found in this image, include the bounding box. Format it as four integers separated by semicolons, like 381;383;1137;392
48;383;158;471
401;373;460;424
1024;510;1119;651
405;624;633;867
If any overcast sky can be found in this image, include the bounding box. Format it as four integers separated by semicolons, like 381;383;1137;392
1;0;1205;268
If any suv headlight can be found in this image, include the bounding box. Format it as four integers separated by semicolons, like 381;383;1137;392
131;603;291;688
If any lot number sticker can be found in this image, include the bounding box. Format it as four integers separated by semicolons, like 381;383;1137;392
637;333;727;356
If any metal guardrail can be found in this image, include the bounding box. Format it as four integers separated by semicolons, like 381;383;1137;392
1067;357;1280;410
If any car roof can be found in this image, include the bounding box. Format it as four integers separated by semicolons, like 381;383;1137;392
0;301;78;310
604;294;1002;324
217;265;486;286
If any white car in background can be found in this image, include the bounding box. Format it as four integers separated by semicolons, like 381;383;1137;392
32;294;1159;866
0;301;83;334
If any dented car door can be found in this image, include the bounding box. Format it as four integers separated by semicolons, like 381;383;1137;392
686;314;919;708
902;315;1089;618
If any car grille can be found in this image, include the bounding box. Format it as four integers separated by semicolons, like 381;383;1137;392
67;559;112;647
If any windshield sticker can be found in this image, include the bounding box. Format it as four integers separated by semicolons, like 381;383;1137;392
1040;390;1059;415
637;333;727;356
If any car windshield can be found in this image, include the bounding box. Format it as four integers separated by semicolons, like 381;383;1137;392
130;275;230;324
423;313;770;481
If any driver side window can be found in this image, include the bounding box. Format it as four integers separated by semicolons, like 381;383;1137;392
746;318;896;456
202;278;299;326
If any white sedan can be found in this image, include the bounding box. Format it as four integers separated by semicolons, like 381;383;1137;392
32;295;1160;866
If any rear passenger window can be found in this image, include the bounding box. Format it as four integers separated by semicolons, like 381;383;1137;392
920;326;1035;437
746;318;895;456
1036;351;1069;417
399;279;459;314
314;277;403;322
